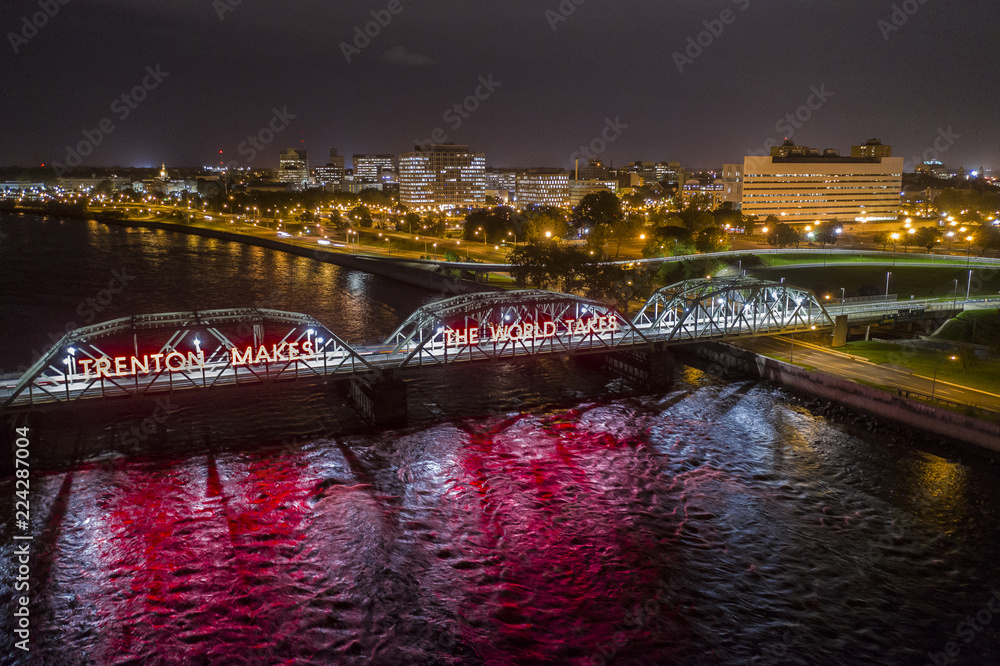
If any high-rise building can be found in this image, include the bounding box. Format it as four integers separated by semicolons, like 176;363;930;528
277;148;309;188
577;158;609;180
398;144;486;209
851;138;893;159
721;164;743;208
741;140;904;223
353;154;397;185
515;169;570;208
656;161;683;183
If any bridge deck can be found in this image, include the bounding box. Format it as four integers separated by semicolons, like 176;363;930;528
2;277;991;410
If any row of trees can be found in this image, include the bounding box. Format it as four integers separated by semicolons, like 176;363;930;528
871;223;1000;255
641;202;754;257
765;219;842;249
507;242;658;311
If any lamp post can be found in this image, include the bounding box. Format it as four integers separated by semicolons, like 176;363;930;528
931;354;957;400
966;268;972;300
885;271;892;297
953;279;959;308
840;287;846;315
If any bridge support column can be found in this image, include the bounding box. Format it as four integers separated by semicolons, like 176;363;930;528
349;373;407;426
832;315;848;348
603;344;674;390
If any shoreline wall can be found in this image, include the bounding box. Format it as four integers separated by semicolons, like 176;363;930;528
8;208;494;298
688;341;1000;453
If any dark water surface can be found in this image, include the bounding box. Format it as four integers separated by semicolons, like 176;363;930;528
1;214;999;665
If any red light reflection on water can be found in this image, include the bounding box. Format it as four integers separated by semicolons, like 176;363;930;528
450;409;687;662
92;450;316;663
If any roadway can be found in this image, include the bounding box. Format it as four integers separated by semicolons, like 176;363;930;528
730;336;1000;413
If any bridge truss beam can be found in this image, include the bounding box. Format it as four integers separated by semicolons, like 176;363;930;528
384;289;650;369
632;276;833;342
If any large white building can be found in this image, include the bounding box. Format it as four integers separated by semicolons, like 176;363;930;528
741;141;903;223
398;144;485;209
515;169;569;208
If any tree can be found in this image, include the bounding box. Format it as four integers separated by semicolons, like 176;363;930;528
572;190;623;230
975;224;1000;257
872;231;891;250
358;188;392;207
643;223;694;258
814;225;839;247
913;226;942;252
767;222;800;249
712;203;742;231
463;207;517;244
349;205;372;228
400;211;421;233
695;226;730;253
521;207;569;242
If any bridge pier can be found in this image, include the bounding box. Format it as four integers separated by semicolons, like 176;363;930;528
603;344;675;390
832;315;848;348
349;372;407;426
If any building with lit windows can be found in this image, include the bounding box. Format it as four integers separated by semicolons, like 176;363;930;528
740;141;903;223
398;144;486;209
720;163;743;208
851;138;893;159
568;179;617;207
313;148;346;189
277;148;309;188
353;154;397;185
515;169;570;208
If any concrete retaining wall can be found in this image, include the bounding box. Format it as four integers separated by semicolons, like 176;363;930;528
691;342;1000;452
93;215;494;297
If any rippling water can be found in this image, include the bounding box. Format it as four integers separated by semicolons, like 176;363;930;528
2;214;999;665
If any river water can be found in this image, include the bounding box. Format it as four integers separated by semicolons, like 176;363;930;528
1;214;999;665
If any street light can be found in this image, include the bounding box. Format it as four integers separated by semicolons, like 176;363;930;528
840;287;846;315
931;354;958;400
885;271;891;297
953;279;959;308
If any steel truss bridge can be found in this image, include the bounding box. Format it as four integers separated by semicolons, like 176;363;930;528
0;276;971;410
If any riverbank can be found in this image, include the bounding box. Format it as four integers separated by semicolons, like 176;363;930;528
688;341;1000;453
4;206;496;297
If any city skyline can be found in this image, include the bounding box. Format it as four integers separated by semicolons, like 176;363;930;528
1;0;997;172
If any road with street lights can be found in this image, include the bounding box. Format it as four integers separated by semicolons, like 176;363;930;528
730;336;1000;412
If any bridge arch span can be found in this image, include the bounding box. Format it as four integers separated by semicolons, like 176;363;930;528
384;289;650;368
633;276;833;341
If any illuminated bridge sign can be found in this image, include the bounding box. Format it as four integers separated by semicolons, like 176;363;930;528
1;277;839;409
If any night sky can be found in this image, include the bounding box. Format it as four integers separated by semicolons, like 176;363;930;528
2;0;997;171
